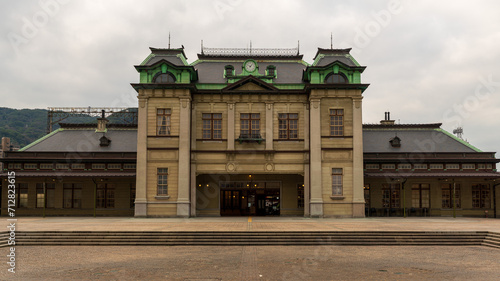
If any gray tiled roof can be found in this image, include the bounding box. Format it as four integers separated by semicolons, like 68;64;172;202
363;129;480;153
22;129;137;153
193;61;307;84
314;56;357;67
144;55;185;66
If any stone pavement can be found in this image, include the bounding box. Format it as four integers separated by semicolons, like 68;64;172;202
3;216;500;232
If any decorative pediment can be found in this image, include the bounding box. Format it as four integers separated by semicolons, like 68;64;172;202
222;76;279;92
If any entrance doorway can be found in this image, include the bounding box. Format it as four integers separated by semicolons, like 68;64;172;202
220;181;280;216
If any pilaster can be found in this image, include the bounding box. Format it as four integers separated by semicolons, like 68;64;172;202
177;96;191;217
265;102;273;150
309;97;323;217
227;103;235;150
134;94;148;217
352;96;365;217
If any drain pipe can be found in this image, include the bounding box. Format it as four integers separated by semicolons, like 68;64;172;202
494;182;500;219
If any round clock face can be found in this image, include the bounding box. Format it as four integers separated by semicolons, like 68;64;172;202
245;61;256;72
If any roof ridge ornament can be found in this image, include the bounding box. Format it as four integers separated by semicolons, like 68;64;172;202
200;46;300;57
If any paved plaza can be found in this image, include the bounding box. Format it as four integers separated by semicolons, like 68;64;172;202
1;217;499;280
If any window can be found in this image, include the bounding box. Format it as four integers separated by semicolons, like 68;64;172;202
278;113;298;139
8;163;22;169
154;73;176;83
97;183;115;208
331;168;343;196
18;183;28;208
441;183;461;208
411;184;430;208
45;183;55;208
381;164;395;170
329;109;344;136
446;164;459;170
382;184;400;208
267;65;276;77
71;163;85;170
297;183;304;208
40;163;53;169
478;164;486;169
364;184;370;209
63;183;82;208
325;73;347;83
92;163;106;169
36;183;45;208
124;164;136;169
56;163;69;169
202;113;222;140
365;164;379;169
108;164;121;169
472;184;490;209
225;65;234;77
414;164;427;169
157;109;171;136
24;163;37;169
398;164;411;170
157;168;169;196
430;164;443;169
240;113;260;138
130;183;136;208
462;164;475;169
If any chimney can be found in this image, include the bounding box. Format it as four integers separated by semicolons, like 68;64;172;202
1;137;11;152
96;110;109;133
380;111;395;125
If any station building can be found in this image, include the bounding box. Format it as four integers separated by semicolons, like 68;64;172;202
0;45;499;218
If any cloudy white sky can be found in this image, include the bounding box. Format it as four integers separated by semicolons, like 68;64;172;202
2;0;500;154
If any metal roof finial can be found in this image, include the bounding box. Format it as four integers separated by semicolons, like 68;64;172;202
168;32;171;49
331;32;333;49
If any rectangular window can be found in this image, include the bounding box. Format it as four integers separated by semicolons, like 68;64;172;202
381;164;395;170
382;184;400;208
40;163;53;169
71;163;85;170
297;183;304;208
46;183;55;208
157;108;171;135
92;163;106;169
56;163;69;169
441;183;461;208
478;164;486;169
398;164;411;170
411;184;430;208
36;183;45;208
462;164;475;169
202;113;222;140
331;168;343;196
472;184;490;209
157;168;169;196
8;163;22;169
124;163;136;169
63;183;82;209
278;113;298;139
130;183;136;208
430;164;443;169
414;164;428;169
240;113;260;138
18;183;28;208
365;164;379;169
24;163;37;169
446;164;459;169
329;109;344;136
97;183;115;208
108;164;121;169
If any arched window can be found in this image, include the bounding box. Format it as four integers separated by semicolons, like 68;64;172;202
154;73;176;83
325;73;348;84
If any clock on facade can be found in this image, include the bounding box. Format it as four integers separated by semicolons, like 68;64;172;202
245;60;256;72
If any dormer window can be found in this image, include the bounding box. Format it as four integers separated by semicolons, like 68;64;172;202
325;73;347;84
267;65;276;77
225;65;234;77
100;135;111;147
389;136;401;148
153;73;176;83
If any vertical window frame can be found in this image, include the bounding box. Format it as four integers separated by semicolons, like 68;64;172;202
157;168;169;196
329;109;344;136
240;113;260;138
202;113;223;140
278;113;299;140
157;108;172;136
331;168;343;196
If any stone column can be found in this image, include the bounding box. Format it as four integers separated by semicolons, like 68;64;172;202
227;103;235;150
309;97;323;217
304;103;310;217
135;93;148;217
177;95;191;217
265;102;273;150
190;102;197;216
352;96;365;217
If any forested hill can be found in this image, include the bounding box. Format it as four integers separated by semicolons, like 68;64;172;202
0;107;138;149
0;107;48;149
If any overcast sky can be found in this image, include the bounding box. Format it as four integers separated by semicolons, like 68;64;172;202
2;0;500;154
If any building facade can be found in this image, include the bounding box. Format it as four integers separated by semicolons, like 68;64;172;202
132;46;368;217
